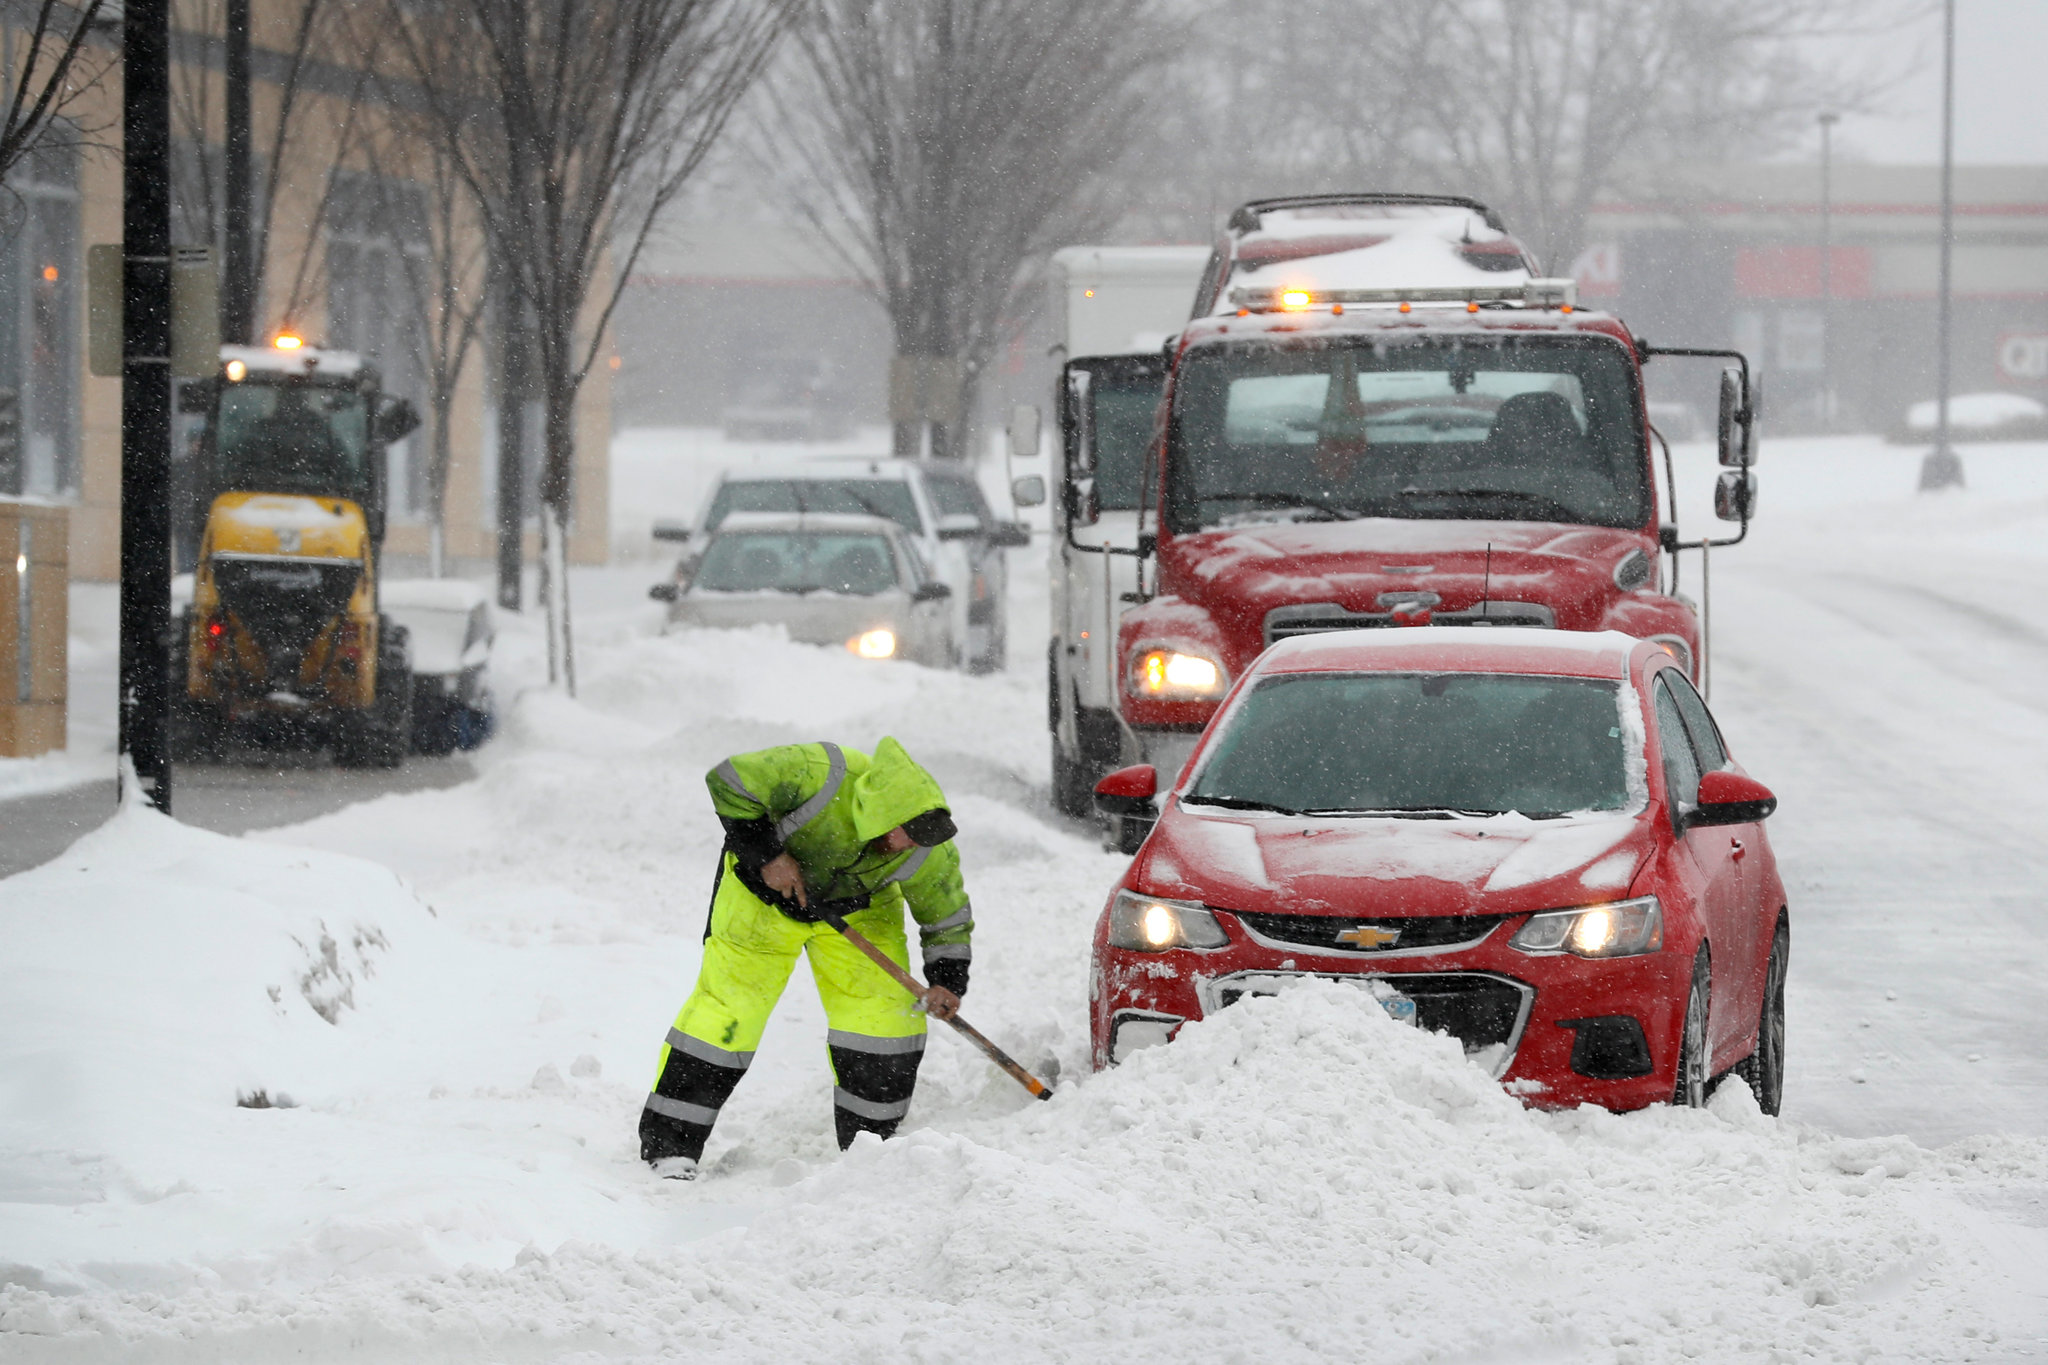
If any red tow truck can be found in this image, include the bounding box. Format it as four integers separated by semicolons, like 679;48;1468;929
1092;194;1759;847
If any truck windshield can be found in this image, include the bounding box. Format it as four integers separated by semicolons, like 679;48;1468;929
694;532;900;596
214;382;370;497
1187;672;1631;818
1165;334;1649;531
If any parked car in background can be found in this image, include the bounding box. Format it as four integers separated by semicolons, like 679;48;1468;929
380;579;495;755
651;457;1029;672
1088;626;1787;1117
651;512;956;666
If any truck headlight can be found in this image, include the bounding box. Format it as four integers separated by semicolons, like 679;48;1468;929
1510;896;1663;959
1128;647;1226;699
1107;891;1230;951
849;628;896;659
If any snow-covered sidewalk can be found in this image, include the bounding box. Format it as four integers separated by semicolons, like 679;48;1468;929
4;435;2048;1360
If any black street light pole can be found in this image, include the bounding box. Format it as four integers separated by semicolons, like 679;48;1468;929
222;0;254;345
119;0;175;811
1818;111;1838;431
1922;0;1965;491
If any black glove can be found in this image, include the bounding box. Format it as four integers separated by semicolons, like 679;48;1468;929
719;816;783;874
925;957;970;999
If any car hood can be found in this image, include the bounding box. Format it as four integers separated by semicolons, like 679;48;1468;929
675;590;906;647
1135;804;1653;918
1164;518;1643;624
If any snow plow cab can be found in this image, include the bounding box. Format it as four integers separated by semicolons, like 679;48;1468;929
173;338;422;767
1101;194;1759;837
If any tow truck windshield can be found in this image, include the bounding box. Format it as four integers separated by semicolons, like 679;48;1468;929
214;381;370;496
1165;334;1649;532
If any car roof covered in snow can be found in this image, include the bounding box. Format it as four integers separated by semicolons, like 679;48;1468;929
710;511;904;537
1256;626;1642;680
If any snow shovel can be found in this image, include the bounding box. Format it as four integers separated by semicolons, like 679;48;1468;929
815;907;1054;1101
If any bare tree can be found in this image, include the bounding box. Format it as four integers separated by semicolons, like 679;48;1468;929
776;0;1177;460
393;0;790;690
1289;0;1915;270
0;0;115;193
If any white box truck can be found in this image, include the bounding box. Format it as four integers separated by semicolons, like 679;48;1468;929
1041;245;1210;815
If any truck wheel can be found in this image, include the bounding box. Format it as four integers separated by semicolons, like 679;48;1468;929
1052;736;1093;819
167;698;224;763
335;632;413;770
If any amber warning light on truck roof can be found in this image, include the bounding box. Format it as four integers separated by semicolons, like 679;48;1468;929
274;333;303;351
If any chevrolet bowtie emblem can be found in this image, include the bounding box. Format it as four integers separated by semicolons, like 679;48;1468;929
1336;924;1400;948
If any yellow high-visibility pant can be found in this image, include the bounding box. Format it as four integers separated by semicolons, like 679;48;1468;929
640;855;928;1162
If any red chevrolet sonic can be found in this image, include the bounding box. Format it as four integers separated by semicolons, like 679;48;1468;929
1087;628;1788;1113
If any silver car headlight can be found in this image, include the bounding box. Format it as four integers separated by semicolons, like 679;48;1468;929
1106;890;1230;951
1510;896;1663;959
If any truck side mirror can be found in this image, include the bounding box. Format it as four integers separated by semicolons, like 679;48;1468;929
1714;468;1757;522
1011;474;1047;508
376;396;422;444
934;513;982;542
1007;404;1041;459
1716;367;1756;468
648;582;679;603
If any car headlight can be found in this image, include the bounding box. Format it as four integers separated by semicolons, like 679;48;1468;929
1510;896;1663;959
849;628;896;659
1106;890;1230;951
1128;646;1227;699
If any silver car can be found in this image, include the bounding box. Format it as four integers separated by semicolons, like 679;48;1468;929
650;512;955;666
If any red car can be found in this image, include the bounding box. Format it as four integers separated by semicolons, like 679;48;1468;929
1087;627;1788;1113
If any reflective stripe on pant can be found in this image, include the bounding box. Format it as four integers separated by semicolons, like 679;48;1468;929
641;852;928;1162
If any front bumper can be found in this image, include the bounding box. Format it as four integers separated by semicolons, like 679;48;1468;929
1089;907;1690;1111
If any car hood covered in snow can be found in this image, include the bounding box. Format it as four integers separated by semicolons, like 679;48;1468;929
1162;518;1647;636
1133;804;1653;918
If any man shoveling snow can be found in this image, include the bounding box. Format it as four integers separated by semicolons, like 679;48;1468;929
639;737;973;1177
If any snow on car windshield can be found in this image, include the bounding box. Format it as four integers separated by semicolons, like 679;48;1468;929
1188;672;1630;817
1165;334;1649;531
693;532;898;596
707;479;921;534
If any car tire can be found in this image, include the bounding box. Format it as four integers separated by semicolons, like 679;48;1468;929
1672;947;1711;1108
1733;918;1788;1116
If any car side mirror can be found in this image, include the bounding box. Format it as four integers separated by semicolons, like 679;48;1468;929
376;396;422;444
652;520;692;543
1094;763;1158;818
1006;404;1041;459
989;521;1032;549
1011;475;1047;508
1714;469;1757;522
934;513;981;541
648;582;678;603
913;581;951;602
1689;769;1776;827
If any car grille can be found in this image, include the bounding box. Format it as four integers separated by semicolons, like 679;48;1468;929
1203;970;1532;1063
1264;600;1556;646
1232;910;1506;955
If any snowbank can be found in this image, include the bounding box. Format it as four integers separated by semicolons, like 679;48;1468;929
1894;391;2048;441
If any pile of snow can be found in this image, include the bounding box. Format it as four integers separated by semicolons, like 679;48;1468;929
1896;390;2048;440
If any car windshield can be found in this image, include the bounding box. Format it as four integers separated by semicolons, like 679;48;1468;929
693;532;900;596
1165;334;1649;531
214;381;370;496
707;479;921;535
1187;672;1630;817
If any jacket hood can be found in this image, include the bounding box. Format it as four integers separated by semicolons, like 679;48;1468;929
851;736;947;842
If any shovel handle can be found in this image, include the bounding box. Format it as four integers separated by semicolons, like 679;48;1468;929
825;915;1053;1101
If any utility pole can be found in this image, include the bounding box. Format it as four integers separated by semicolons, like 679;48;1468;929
119;0;175;811
221;0;254;345
1818;111;1838;432
1921;0;1965;491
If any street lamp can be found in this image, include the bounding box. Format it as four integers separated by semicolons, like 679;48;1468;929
1818;112;1838;431
1921;0;1965;490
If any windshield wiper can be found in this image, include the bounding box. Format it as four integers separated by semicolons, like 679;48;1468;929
1302;805;1507;819
1394;487;1579;520
1184;794;1304;814
1203;491;1358;521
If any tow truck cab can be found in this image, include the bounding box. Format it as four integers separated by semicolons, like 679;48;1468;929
1095;195;1758;811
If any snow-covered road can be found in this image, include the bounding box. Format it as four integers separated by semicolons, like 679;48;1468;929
2;433;2046;1361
